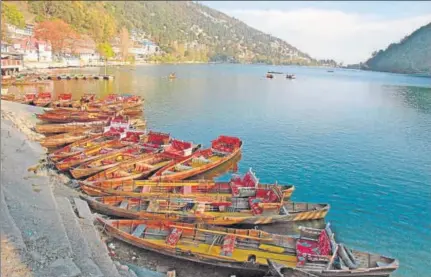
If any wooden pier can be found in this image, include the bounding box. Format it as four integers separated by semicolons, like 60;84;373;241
37;74;114;81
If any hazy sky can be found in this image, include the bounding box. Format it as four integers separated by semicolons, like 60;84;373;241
202;1;431;64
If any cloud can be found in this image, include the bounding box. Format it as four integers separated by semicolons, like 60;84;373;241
222;8;431;64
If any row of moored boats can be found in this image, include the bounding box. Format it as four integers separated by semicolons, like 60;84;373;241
23;92;398;277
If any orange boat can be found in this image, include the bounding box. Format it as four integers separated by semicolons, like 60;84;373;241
54;130;146;171
51;93;78;108
70;131;171;179
33;92;52;107
48;130;123;162
19;92;36;105
150;136;242;181
39;131;91;149
80;139;199;187
36;111;112;123
81;153;174;187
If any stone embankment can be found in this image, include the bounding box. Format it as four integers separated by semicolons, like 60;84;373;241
0;100;136;277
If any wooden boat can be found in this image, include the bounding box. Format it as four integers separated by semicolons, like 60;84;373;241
19;92;36;105
79;170;294;201
267;71;284;75
54;131;146;171
96;220;399;276
88;94;143;110
81;93;97;103
83;194;329;225
36;111;112;123
48;131;123;162
266;73;274;79
85;169;293;199
81;153;174;187
12;80;51;86
70;131;171;179
150;136;242;181
39;131;91;149
33;92;52;107
44;106;144;117
35;121;107;135
51;93;76;108
70;145;157;179
34;114;144;135
265;260;318;277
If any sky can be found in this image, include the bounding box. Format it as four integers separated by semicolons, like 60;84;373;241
202;1;431;64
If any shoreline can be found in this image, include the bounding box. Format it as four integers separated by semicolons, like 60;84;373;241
0;101;244;277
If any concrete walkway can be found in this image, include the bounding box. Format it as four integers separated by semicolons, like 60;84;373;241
0;101;135;277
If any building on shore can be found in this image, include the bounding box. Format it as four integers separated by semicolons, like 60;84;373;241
6;23;34;39
11;37;52;62
1;52;24;76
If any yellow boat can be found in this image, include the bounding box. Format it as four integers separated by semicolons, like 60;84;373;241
97;219;399;276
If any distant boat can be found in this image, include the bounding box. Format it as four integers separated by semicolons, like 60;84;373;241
168;73;176;79
286;74;296;79
267;71;283;74
266;73;274;79
327;70;334;73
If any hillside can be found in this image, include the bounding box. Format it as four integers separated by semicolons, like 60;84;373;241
363;23;431;75
19;1;332;65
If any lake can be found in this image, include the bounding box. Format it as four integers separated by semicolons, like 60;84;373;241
14;64;431;276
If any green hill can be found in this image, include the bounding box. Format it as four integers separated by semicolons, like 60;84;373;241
363;23;431;75
19;1;332;65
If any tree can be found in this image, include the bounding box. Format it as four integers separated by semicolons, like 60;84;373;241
97;42;114;59
87;7;116;43
1;2;25;28
97;42;114;75
34;19;79;55
119;27;130;61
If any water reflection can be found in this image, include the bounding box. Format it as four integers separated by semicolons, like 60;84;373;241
190;152;241;181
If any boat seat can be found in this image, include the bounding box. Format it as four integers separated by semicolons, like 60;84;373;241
132;224;147;237
376;261;390;267
119;200;129;209
174;164;193;171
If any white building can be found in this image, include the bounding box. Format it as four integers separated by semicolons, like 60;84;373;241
6;24;34;39
12;37;52;62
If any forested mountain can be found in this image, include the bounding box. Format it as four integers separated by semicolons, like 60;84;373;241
363;23;431;75
20;1;330;65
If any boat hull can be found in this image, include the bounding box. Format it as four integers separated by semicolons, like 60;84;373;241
83;196;328;225
98;218;268;274
151;145;242;181
39;133;89;149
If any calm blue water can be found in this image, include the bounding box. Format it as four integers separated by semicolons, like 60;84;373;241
43;64;431;276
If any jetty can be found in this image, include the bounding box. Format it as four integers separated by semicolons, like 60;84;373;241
38;74;114;81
